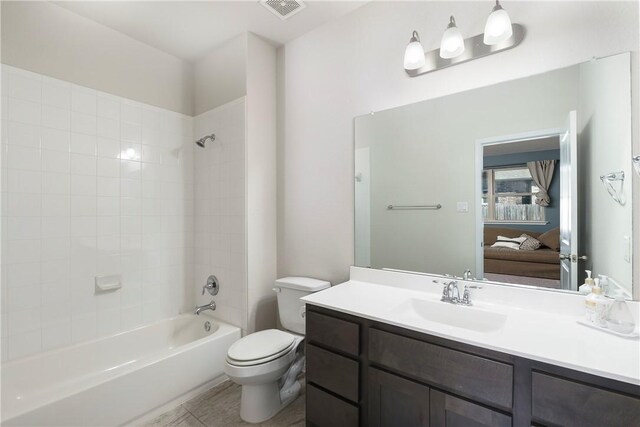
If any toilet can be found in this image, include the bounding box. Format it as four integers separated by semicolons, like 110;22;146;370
224;277;330;423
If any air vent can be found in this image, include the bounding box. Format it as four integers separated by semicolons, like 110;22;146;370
260;0;306;20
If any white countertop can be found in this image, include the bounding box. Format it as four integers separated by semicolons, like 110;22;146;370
302;267;640;386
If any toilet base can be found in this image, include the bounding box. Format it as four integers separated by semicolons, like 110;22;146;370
239;380;301;423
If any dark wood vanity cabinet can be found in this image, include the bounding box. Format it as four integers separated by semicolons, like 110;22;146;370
305;305;640;427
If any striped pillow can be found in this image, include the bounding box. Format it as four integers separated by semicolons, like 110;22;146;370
491;235;526;250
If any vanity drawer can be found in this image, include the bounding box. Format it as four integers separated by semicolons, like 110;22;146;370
306;344;359;402
532;372;640;427
369;328;513;410
306;384;359;427
306;310;360;356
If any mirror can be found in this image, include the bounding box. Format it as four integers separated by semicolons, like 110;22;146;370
354;52;635;299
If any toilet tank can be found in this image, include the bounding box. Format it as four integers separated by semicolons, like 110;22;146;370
274;277;330;335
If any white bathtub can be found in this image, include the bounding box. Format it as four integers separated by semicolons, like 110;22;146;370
1;314;241;426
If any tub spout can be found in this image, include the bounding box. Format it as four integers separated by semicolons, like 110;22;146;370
195;300;216;315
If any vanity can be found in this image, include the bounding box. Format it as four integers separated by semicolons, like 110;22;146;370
302;268;640;427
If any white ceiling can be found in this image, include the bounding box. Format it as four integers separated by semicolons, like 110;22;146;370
54;1;366;61
484;136;560;157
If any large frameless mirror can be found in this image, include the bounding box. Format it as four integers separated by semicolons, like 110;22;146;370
354;52;636;299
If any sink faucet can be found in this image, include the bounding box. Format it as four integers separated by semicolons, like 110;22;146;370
195;300;216;315
438;280;480;306
440;280;461;304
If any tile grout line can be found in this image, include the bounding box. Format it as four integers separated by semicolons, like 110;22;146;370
180;403;208;427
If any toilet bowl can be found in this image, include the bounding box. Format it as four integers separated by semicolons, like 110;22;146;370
224;277;330;423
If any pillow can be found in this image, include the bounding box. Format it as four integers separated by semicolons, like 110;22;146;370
491;235;526;250
538;227;560;251
519;234;542;251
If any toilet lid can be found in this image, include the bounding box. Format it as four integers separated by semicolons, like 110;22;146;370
227;329;295;362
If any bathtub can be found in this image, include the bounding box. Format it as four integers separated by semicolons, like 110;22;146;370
1;314;241;426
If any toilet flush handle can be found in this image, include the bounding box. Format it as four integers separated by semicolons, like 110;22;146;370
299;306;306;318
272;287;281;293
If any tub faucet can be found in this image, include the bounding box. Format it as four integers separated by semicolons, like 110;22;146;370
463;269;473;280
195;300;216;315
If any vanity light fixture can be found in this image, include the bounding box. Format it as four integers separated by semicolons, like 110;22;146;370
440;16;465;59
404;1;524;77
484;0;513;45
404;31;426;70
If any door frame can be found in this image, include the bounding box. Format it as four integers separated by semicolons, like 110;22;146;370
474;128;563;279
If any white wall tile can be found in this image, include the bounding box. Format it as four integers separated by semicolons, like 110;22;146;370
9;73;42;103
97;176;120;197
41;149;69;173
41;106;70;130
42;172;70;195
70;133;97;155
41;128;70;152
8;169;41;194
71;112;97;135
121;102;141;124
7;121;40;148
97;95;120;120
121;121;141;143
2;66;198;361
42;78;71;109
9;98;41;126
70;153;97;177
96;137;120;159
71;86;97;115
97;117;120;139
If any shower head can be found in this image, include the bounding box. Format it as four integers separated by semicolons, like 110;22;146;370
196;134;216;147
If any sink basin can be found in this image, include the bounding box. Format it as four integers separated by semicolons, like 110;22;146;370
387;298;507;333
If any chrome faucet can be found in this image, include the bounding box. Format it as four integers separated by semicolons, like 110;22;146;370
463;269;473;280
195;300;216;315
440;280;461;304
195;276;219;315
438;280;480;306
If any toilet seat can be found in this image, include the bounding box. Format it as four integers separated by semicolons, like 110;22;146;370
226;329;297;367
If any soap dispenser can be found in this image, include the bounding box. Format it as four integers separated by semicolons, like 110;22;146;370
598;275;610;296
579;270;595;295
585;278;609;326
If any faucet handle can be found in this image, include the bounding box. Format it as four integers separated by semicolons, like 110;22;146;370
202;275;219;296
462;285;472;305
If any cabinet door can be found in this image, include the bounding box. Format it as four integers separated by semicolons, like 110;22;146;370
369;368;430;427
430;390;511;427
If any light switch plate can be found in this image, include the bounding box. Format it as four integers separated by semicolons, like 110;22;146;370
457;202;469;213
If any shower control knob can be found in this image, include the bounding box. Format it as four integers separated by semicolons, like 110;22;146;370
202;275;219;296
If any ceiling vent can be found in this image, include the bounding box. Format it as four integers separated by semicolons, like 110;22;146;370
260;0;306;20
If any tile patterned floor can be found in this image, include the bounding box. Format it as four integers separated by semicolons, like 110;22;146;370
143;380;305;427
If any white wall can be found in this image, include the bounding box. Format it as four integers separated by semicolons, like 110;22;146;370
277;1;639;287
1;1;193;115
246;33;278;333
1;65;194;360
579;53;634;292
193;98;247;331
193;34;248;116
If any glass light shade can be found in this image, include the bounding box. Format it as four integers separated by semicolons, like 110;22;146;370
484;6;513;45
440;24;465;59
404;34;425;70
